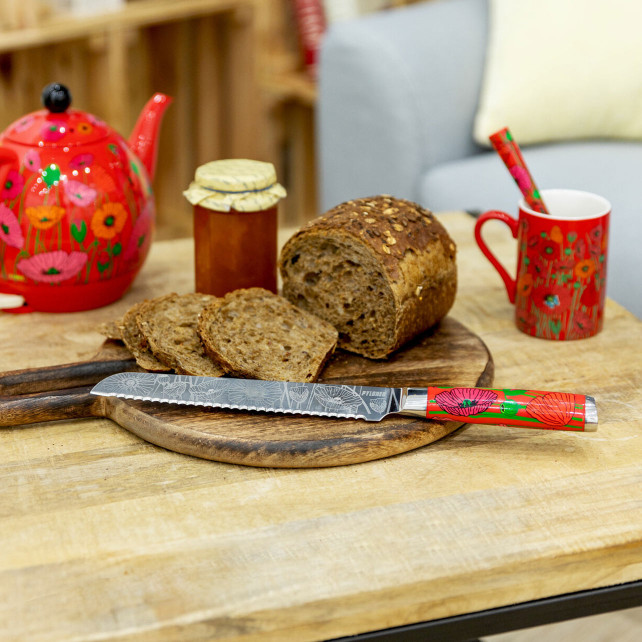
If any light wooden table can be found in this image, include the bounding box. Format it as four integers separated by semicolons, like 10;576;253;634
1;212;641;641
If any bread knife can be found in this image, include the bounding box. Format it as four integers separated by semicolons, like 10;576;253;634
91;373;598;431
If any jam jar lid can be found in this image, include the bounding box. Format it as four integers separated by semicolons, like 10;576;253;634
3;83;111;147
183;159;287;212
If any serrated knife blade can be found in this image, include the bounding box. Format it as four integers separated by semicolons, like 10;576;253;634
91;372;400;421
91;373;598;432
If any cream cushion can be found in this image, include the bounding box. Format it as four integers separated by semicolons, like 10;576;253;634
473;0;642;146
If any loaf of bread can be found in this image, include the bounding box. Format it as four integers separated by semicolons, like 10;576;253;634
279;195;457;359
136;293;225;377
197;287;338;382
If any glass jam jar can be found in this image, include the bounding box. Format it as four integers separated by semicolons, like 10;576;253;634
183;159;286;296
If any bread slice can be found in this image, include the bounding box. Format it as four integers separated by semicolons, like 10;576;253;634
98;319;123;341
136;292;225;377
279;195;457;359
120;301;172;372
197;288;338;382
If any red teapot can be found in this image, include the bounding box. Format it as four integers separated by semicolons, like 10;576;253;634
0;83;171;312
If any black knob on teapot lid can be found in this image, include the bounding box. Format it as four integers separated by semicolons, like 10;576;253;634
42;83;72;113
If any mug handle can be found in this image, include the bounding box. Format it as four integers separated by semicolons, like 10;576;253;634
474;210;519;303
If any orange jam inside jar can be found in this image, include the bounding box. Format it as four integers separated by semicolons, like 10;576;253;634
183;159;286;297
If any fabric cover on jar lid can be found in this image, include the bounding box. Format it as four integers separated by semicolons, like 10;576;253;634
183;159;286;212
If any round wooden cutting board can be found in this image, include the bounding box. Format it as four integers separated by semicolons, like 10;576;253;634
101;317;493;468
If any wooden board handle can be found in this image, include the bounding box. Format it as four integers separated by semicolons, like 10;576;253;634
0;386;103;427
0;358;139;396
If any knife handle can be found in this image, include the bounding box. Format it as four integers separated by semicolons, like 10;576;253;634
402;387;598;431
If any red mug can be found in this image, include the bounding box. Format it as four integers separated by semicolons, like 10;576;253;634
475;189;610;340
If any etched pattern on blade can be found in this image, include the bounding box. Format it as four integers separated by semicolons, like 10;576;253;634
91;373;399;422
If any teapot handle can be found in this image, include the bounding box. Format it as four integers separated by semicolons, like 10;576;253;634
0;147;18;197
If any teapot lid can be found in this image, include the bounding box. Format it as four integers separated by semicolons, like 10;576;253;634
4;83;111;147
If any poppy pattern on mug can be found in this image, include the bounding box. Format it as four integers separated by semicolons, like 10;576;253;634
515;215;608;340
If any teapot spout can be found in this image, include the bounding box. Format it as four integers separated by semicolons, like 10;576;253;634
128;93;172;181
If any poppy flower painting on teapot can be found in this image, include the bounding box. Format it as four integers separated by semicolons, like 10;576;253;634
0;83;171;312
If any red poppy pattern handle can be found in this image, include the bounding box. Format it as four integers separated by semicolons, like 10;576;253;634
424;387;596;431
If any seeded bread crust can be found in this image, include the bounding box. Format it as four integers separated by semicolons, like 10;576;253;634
120;301;172;372
278;195;457;359
136;293;225;377
197;287;338;382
